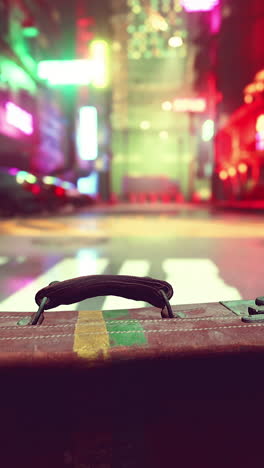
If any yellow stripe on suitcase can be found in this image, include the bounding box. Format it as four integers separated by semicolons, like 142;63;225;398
74;310;110;359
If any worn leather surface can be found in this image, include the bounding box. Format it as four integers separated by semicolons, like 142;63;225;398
0;300;264;361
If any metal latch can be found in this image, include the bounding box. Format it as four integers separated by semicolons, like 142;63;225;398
242;296;264;323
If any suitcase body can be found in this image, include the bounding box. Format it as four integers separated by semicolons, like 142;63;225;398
1;299;264;467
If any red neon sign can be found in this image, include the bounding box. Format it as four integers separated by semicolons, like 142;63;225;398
173;98;206;113
181;0;219;11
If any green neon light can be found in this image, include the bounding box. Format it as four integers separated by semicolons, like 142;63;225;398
37;41;109;87
23;27;39;38
37;60;94;85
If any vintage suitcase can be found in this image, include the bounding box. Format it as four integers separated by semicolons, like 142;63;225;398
1;274;264;468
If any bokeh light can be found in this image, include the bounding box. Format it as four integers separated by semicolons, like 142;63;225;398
219;170;228;181
159;131;169;140
168;36;183;48
238;163;248;174
202;119;215;142
228;167;237;177
140;121;151;130
162;101;173;111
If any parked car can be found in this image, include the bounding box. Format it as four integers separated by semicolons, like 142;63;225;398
0;168;95;217
0;168;42;216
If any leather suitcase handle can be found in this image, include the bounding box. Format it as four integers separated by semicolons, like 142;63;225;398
34;275;174;321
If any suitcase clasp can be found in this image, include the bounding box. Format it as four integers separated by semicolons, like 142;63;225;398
242;297;264;323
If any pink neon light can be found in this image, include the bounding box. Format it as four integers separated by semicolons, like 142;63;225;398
181;0;219;12
173;98;206;113
5;102;33;135
256;132;264;151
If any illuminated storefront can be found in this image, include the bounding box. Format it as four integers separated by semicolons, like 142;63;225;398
214;69;264;201
0;0;64;174
0;56;37;171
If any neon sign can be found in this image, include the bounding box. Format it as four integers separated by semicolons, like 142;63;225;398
180;0;219;12
5;102;33;135
90;40;108;88
77;106;98;161
38;60;94;85
37;41;108;87
173;98;206;113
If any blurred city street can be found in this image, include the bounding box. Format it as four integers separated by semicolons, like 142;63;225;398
1;1;264;314
1;3;264;465
1;204;264;313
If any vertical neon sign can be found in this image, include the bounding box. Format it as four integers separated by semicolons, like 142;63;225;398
90;40;109;88
78;106;98;160
5;102;33;135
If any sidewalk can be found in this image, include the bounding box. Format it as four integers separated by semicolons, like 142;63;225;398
83;200;264;215
83;202;208;215
214;200;264;212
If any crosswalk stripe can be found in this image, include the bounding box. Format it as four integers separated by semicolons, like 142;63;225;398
0;256;109;312
163;258;242;305
0;256;242;313
0;257;9;266
102;260;151;310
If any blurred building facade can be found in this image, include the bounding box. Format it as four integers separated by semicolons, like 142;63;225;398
109;0;223;202
73;0;112;200
213;0;264;202
0;0;112;204
5;1;263;205
0;0;68;175
217;0;264;115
